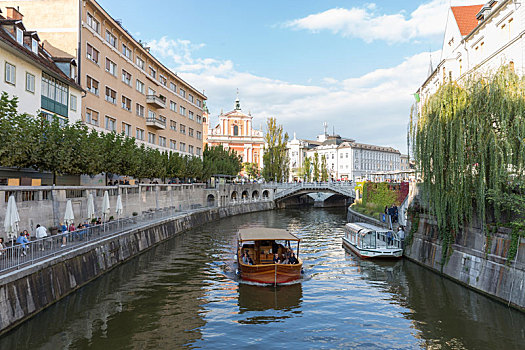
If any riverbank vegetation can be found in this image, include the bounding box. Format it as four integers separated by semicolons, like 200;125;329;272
410;66;525;264
0;93;241;183
352;182;401;218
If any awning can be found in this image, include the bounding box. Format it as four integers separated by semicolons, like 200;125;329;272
238;228;300;242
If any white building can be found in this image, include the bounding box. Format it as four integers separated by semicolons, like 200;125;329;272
288;125;401;182
418;0;525;109
0;8;82;123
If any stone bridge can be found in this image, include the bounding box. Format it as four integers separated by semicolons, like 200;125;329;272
273;182;355;208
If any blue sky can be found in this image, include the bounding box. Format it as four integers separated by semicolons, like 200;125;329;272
99;0;481;153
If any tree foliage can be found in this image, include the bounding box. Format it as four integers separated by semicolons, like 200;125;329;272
0;92;242;184
262;117;289;181
410;66;525;263
312;152;320;181
321;154;329;182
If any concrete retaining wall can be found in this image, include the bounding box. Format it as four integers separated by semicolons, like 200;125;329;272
0;201;274;335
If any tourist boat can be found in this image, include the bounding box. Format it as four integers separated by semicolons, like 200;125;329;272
237;228;302;284
342;222;403;259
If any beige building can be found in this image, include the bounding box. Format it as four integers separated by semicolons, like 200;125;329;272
1;0;206;156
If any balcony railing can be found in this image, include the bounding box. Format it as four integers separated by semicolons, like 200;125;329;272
146;94;166;108
146;116;166;129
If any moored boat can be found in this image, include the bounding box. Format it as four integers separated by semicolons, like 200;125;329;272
237;228;302;284
342;222;402;259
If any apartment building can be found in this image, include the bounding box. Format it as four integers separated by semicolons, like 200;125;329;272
1;0;207;156
417;0;524;110
0;7;82;122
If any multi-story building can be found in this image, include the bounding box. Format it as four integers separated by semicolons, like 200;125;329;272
1;0;207;156
204;97;265;168
0;7;82;122
417;0;524;110
289;124;401;182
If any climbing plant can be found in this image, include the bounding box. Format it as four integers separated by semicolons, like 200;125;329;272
411;66;525;265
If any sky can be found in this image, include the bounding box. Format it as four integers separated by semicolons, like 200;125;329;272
98;0;483;153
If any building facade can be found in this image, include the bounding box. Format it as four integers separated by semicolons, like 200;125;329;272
204;97;265;168
417;0;525;110
0;7;82;122
1;0;206;156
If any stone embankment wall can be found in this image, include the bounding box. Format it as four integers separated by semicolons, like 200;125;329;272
348;202;525;311
0;201;274;335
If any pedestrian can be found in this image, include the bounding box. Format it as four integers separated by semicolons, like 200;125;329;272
16;232;29;256
35;224;48;251
398;226;405;249
59;222;68;247
0;237;6;255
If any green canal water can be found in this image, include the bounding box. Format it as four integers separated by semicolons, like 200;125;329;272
1;208;524;349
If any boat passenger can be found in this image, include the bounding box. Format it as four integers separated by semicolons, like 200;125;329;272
289;253;299;265
242;251;250;264
273;253;281;264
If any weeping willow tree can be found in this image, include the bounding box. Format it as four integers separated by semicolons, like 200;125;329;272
410;66;525;264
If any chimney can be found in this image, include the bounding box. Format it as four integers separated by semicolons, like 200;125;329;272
6;6;23;20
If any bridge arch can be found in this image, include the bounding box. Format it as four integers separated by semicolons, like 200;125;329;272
252;190;259;199
262;190;269;198
231;191;238;200
207;194;215;206
242;190;249;199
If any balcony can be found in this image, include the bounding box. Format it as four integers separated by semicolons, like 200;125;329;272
146;94;166;109
146;116;166;130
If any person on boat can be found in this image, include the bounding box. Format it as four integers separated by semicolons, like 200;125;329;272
273;253;281;264
289;253;299;264
386;230;393;246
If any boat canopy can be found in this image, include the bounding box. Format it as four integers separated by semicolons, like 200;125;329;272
238;228;300;242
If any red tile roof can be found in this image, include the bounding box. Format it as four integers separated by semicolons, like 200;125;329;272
451;4;484;36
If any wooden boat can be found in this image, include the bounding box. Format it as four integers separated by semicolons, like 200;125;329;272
237;228;302;284
342;222;403;259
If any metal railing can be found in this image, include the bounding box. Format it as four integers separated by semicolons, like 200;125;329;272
0;198;271;275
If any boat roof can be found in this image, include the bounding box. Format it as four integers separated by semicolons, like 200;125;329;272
346;222;392;233
238;228;300;242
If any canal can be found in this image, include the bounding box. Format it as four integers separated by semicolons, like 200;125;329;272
1;208;524;349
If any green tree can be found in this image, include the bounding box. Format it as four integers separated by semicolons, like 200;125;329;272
243;162;259;180
262;117;289;182
300;156;311;182
312;152;320;181
321;155;329;182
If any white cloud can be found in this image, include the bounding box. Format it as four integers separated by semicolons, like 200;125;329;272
284;0;483;43
149;36;439;153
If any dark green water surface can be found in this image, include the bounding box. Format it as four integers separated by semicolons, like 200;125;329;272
1;208;524;349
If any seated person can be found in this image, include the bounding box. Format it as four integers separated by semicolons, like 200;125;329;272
273;253;281;264
242;251;250;264
289;253;299;264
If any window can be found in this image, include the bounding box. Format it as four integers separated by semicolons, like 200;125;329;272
25;72;35;93
170;139;177;150
16;27;23;45
105;86;116;104
180;124;186;134
122;122;132;137
180;142;186;152
149;66;156;79
148;109;156;119
170;101;176;112
170;120;177;131
5;62;15;85
122;70;132;85
136;128;145;140
136;103;145;117
70;94;77;111
170;82;176;92
188;145;194;155
233;125;239;136
86;108;99;126
121;96;131;111
346;153;348;158
179;88;186;98
87;12;100;33
189;128;194;137
159;136;166;147
105;116;116;131
136;57;144;70
196;115;202;124
148;132;156;144
189;94;194;103
179;106;186;116
31;38;38;54
41;72;68;116
188;111;194;120
197;99;202;108
122;43;132;59
196;131;202;140
148;87;155;96
105;58;116;75
159;75;167;86
196;147;201;156
136;79;144;93
105;30;117;48
86;43;99;64
86;76;99;95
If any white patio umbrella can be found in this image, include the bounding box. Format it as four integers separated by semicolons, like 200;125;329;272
4;195;20;241
64;199;75;226
115;194;123;227
102;191;111;222
87;192;95;221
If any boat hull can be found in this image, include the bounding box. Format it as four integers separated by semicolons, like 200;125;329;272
238;261;302;284
342;237;402;259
